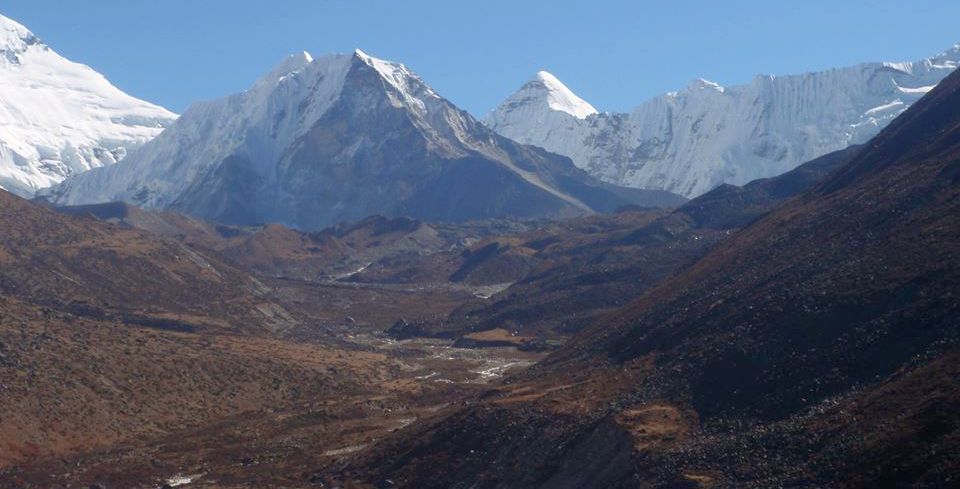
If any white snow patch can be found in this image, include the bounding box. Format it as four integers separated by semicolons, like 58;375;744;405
691;78;725;93
472;361;524;381
472;282;513;299
882;61;914;74
165;474;201;487
323;444;367;457
334;261;373;280
535;71;598;119
896;84;936;94
865;100;905;115
394;417;417;429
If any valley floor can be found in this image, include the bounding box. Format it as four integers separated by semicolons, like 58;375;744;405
0;307;543;488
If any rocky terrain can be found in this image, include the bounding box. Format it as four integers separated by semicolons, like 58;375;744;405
1;30;958;489
0;191;287;336
5;73;957;484
333;63;960;489
0;189;554;487
387;144;860;342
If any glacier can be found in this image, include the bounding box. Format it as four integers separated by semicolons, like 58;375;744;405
0;14;175;197
486;45;960;197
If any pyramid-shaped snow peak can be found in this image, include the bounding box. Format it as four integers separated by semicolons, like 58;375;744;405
530;71;598;119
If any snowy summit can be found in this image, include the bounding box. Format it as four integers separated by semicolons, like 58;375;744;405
532;71;598;119
0;14;176;196
487;44;960;197
45;49;679;229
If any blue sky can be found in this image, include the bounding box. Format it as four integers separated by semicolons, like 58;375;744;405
4;0;959;116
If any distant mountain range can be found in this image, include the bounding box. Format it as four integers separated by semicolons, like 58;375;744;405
0;14;175;197
2;10;959;484
43;49;681;229
487;44;960;197
2;10;957;229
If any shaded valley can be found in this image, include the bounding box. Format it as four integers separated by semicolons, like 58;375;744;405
0;14;957;488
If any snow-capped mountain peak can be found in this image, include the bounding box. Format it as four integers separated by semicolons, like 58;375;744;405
256;50;314;86
281;50;314;71
0;14;37;55
531;71;598;119
487;43;960;198
296;50;314;63
352;49;423;85
352;48;442;112
46;48;681;229
484;70;597;128
0;13;176;196
925;43;960;70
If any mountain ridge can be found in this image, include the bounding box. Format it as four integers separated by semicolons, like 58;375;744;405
487;43;960;198
44;49;683;229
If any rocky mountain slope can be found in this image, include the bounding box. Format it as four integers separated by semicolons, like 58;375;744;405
0;189;297;336
0;14;175;197
0;188;369;467
44;50;683;229
0;187;544;487
0;294;396;470
406;145;861;342
0;160;688;487
57;202;501;282
8;68;958;484
53;141;853;346
487;45;960;197
347;57;960;489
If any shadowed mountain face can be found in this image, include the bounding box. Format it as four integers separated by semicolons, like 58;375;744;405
401;144;860;341
344;69;960;488
44;51;684;230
